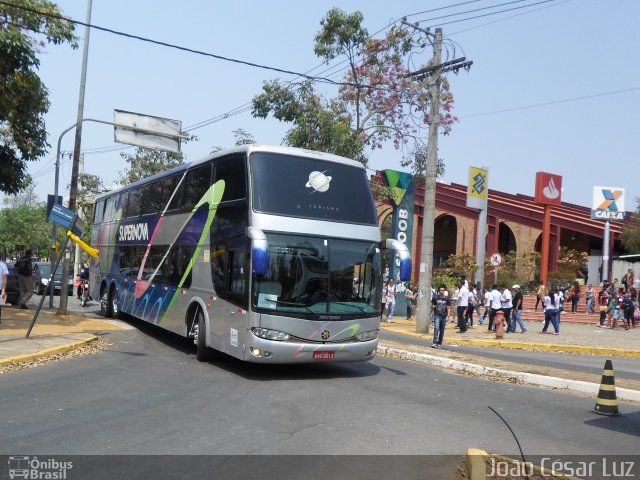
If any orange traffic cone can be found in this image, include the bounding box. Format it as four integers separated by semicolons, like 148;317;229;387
591;359;621;416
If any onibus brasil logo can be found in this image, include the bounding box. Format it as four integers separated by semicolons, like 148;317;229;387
8;456;72;479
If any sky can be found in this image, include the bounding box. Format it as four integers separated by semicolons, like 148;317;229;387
16;0;640;211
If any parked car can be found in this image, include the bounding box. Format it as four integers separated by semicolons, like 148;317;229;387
32;262;74;296
3;264;20;305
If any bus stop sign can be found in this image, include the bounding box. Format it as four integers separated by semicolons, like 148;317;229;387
49;203;83;237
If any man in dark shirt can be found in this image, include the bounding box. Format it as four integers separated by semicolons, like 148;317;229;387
510;285;527;333
431;284;451;349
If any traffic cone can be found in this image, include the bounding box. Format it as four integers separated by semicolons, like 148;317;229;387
591;359;621;416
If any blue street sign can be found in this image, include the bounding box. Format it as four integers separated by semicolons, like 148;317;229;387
49;203;82;236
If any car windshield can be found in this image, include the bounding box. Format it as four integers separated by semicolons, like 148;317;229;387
37;264;66;277
252;233;381;319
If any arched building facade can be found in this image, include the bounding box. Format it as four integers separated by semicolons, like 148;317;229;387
375;176;626;284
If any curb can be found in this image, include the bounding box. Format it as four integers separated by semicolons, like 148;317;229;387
377;345;640;402
0;334;99;367
381;324;640;358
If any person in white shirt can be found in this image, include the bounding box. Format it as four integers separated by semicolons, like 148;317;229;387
384;279;397;323
499;284;513;332
456;281;470;332
488;284;502;331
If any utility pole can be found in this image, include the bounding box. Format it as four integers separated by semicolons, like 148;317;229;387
401;23;472;334
416;27;442;334
60;0;92;315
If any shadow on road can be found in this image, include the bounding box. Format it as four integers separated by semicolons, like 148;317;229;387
112;313;382;380
583;410;640;438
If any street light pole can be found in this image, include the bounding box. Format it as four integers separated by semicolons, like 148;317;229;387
60;0;92;314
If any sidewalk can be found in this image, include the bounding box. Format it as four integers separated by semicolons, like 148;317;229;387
381;316;640;358
379;316;640;401
0;303;123;367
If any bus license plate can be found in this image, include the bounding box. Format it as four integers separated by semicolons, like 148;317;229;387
313;351;335;360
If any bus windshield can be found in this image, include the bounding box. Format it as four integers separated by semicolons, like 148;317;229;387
252;233;381;318
250;151;378;225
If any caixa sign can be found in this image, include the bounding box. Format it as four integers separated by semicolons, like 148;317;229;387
116;218;158;245
591;210;625;220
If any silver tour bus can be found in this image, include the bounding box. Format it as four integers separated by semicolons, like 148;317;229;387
91;145;411;363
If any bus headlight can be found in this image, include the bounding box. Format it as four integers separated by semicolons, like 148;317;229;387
251;327;290;342
356;330;378;342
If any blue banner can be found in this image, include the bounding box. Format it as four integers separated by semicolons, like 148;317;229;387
382;170;416;285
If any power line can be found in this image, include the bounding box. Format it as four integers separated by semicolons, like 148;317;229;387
0;0;350;88
459;87;640;118
424;0;558;28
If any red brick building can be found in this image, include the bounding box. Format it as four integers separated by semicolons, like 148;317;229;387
375;178;627;284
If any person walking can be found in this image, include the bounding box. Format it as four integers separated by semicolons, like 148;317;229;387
510;285;527;333
499;284;513;332
541;288;560;335
466;287;476;328
534;283;546;311
404;284;416;320
15;249;34;309
598;291;611;327
384;278;397;323
456;280;469;333
0;257;8;323
569;282;580;313
431;284;450;349
487;284;502;331
474;284;484;324
585;284;595;314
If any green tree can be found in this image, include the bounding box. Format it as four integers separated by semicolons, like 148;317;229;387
621;197;640;253
210;128;256;154
0;0;76;195
117;135;196;184
77;172;107;243
0;181;52;259
251;8;456;167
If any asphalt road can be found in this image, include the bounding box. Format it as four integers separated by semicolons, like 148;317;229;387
2;316;638;457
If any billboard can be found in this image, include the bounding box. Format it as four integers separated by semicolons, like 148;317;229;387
466;166;488;209
591;186;625;220
534;172;562;205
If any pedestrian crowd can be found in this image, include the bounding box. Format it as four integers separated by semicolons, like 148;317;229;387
381;267;639;350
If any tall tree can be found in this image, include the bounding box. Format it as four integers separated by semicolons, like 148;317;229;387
0;0;76;195
251;8;456;167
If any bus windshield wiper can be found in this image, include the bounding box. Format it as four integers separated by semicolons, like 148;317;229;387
332;302;369;313
265;298;316;314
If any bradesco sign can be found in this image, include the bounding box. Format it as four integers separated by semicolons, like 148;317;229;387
591;186;626;220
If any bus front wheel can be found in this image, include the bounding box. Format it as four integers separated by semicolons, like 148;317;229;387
195;309;214;362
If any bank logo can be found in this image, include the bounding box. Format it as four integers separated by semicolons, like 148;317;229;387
592;186;626;220
542;177;560;200
472;172;486;195
597;188;623;211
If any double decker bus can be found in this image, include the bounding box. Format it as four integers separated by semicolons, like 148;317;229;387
91;145;411;363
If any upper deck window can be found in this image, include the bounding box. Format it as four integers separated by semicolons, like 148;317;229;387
250;152;377;225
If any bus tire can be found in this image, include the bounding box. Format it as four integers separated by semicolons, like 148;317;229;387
196;309;214;362
100;287;112;318
110;286;123;319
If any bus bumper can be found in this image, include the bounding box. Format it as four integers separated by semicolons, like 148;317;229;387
242;337;378;363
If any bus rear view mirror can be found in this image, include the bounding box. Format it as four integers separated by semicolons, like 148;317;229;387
248;227;269;276
385;239;412;282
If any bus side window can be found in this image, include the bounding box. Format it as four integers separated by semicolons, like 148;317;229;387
211;243;226;294
94;199;105;224
163;175;180;211
127;188;142;218
227;240;248;309
214;155;246;202
183;164;212;211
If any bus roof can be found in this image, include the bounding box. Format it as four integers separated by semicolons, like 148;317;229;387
95;145;365;201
